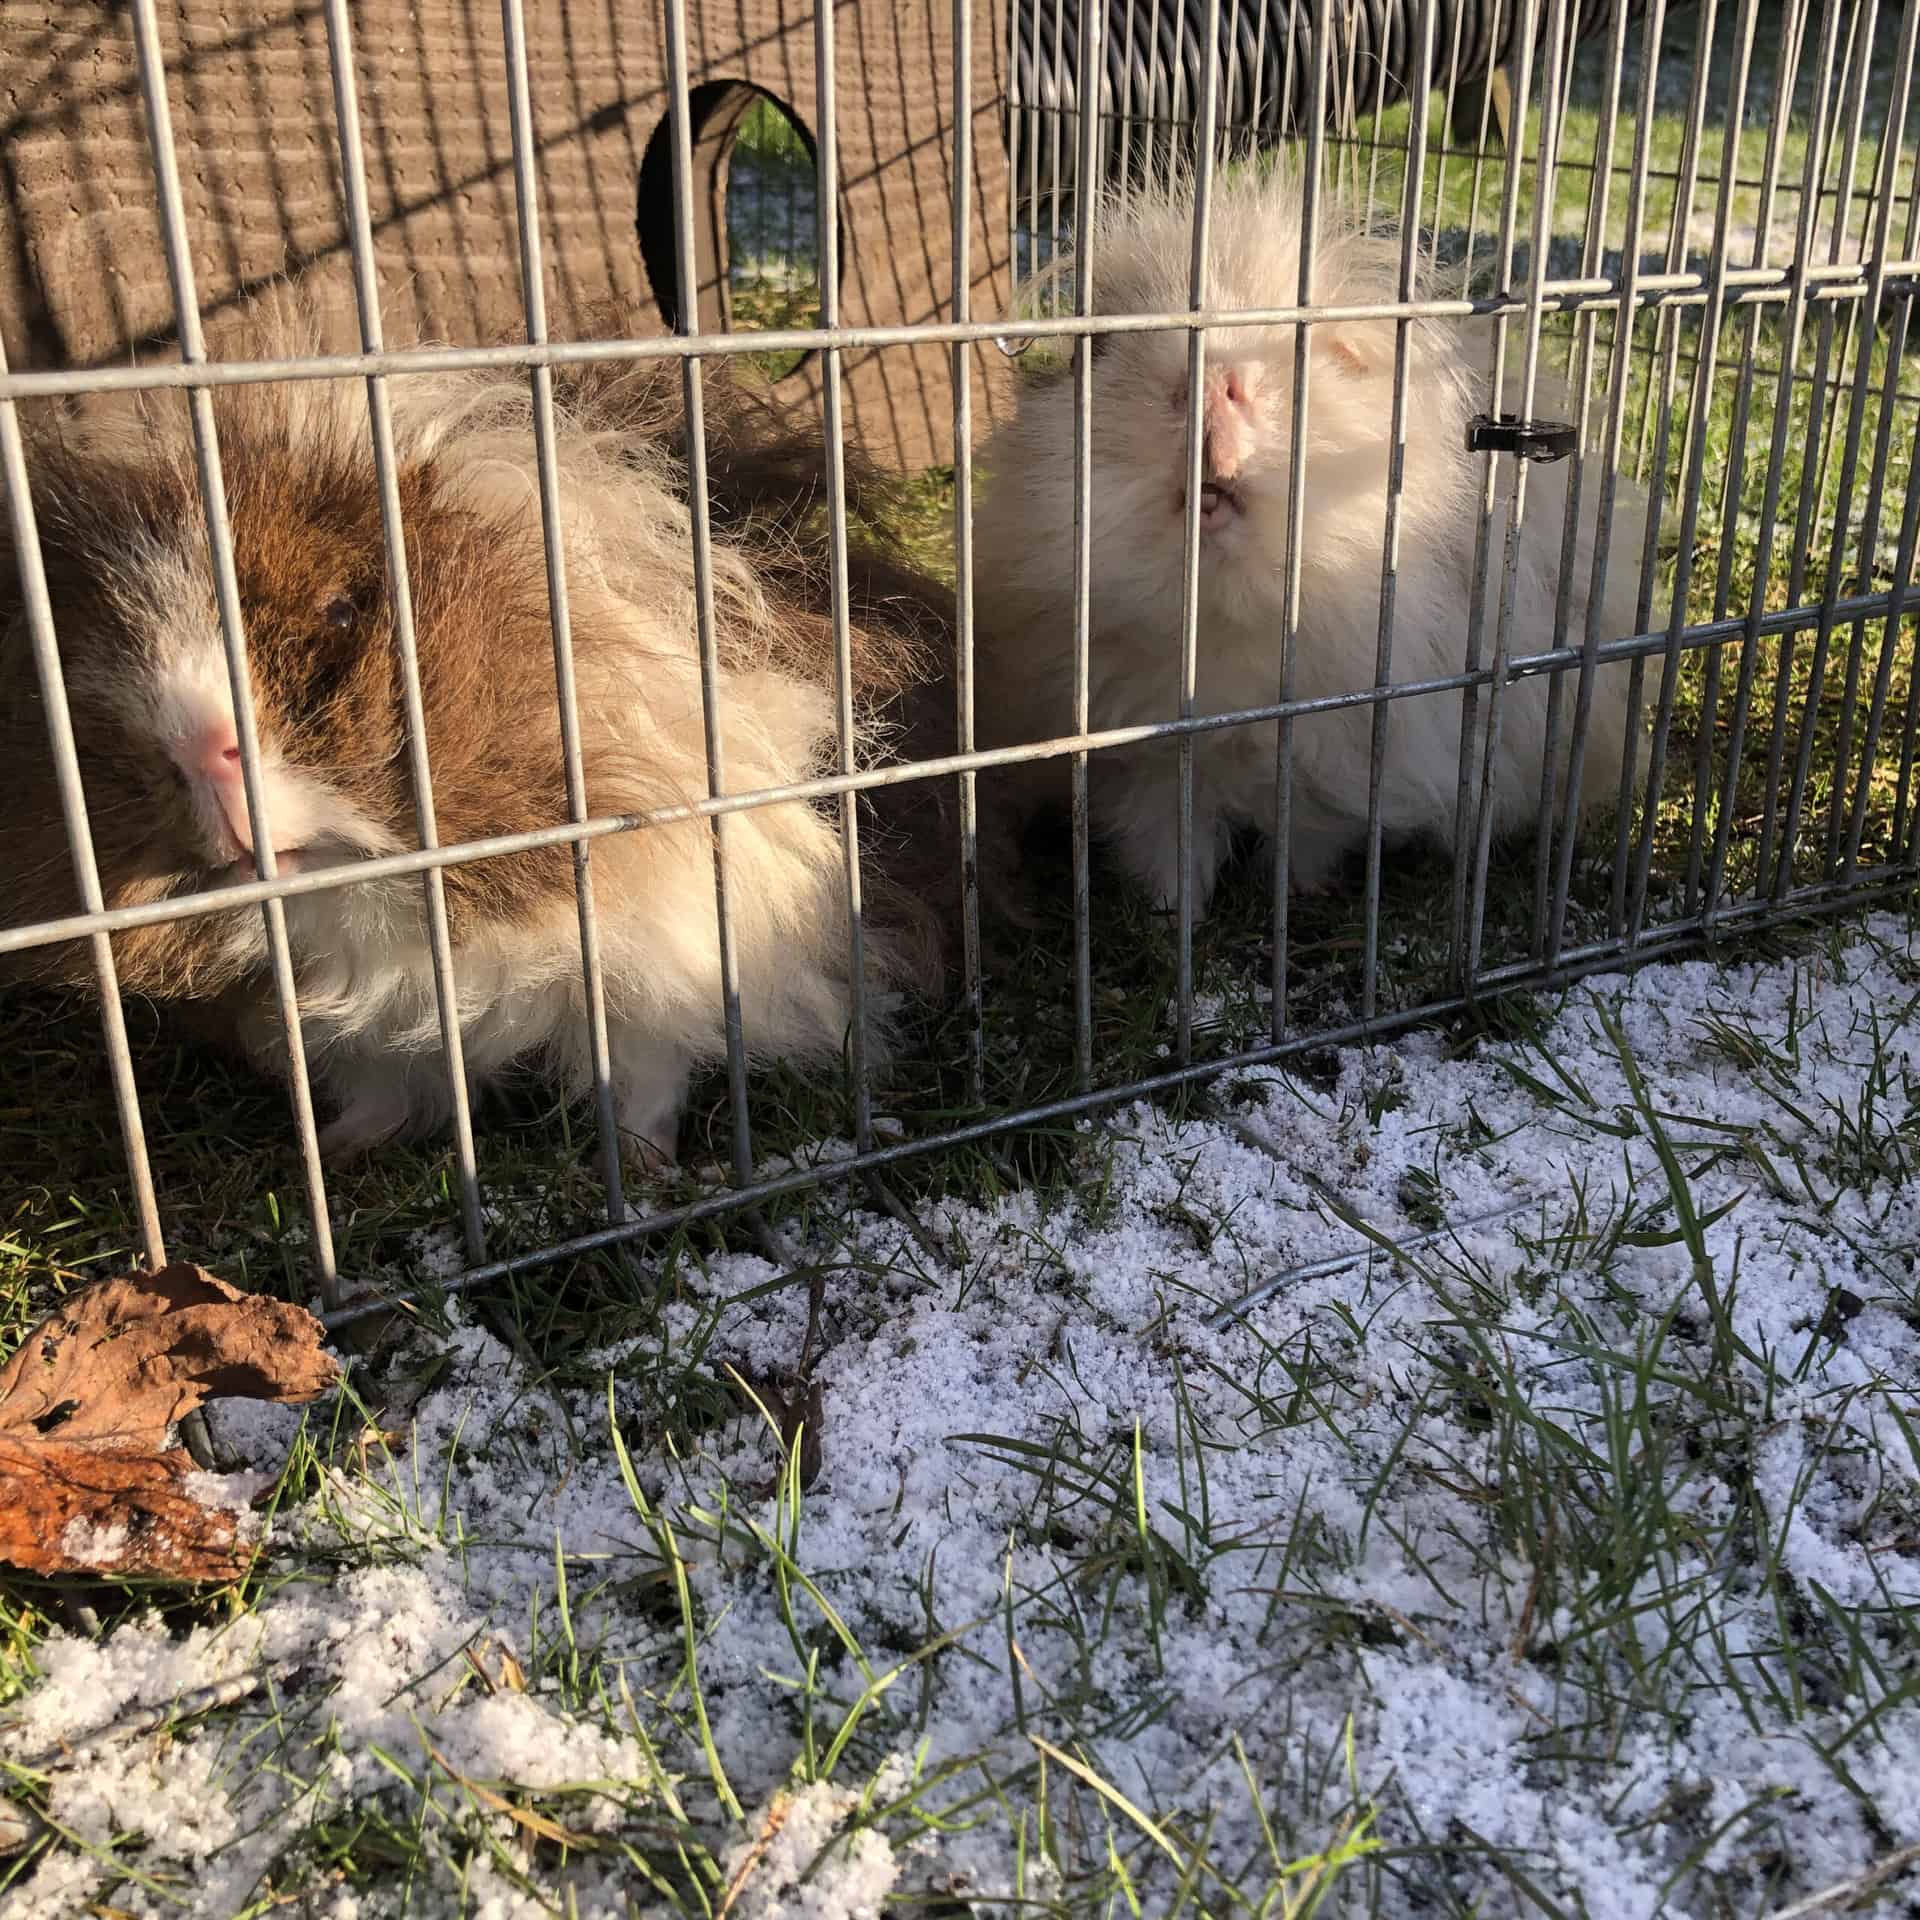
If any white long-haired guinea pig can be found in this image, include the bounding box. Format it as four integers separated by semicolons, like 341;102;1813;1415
973;167;1663;915
0;309;948;1168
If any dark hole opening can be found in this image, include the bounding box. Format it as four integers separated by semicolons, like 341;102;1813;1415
637;84;827;384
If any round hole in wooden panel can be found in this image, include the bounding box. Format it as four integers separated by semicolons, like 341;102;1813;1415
638;84;825;385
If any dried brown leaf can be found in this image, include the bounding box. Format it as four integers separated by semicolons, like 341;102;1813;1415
0;1264;337;1450
0;1264;338;1580
0;1434;256;1580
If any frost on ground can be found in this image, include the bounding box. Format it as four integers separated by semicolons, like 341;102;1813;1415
4;918;1919;1918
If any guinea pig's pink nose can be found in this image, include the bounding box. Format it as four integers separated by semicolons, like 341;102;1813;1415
1201;363;1259;483
184;727;245;786
174;723;256;852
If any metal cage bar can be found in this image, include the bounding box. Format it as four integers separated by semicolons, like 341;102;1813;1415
1359;0;1437;1021
320;854;1920;1331
494;0;639;1214
322;0;490;1263
1070;0;1104;1087
126;0;344;1307
1175;0;1225;1065
813;0;877;1157
0;349;168;1275
8;259;1915;405
1530;0;1630;963
1462;0;1555;988
6;589;1913;966
954;0;989;1104
659;0;759;1190
1269;0;1334;1043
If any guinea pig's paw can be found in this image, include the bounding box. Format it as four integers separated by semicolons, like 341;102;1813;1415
612;1063;688;1177
316;1086;414;1164
619;1128;680;1177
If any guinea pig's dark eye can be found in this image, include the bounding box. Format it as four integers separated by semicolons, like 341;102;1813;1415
322;596;357;631
1089;331;1110;362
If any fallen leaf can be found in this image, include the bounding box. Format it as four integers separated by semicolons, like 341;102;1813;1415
0;1264;337;1450
0;1436;261;1581
0;1264;338;1580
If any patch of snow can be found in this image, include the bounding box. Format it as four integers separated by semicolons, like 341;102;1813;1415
719;1779;904;1919
56;1515;130;1568
6;918;1920;1916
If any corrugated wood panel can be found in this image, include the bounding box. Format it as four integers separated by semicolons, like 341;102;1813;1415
0;0;1013;468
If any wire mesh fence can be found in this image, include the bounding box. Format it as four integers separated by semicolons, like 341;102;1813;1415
1;0;1917;1323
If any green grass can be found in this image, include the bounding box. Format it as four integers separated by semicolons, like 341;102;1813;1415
5;920;1918;1913
725;96;823;382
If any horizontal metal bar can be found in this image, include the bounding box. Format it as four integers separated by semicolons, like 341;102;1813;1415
320;864;1920;1329
10;588;1909;960
4;261;1910;404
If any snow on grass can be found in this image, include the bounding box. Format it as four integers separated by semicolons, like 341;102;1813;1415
4;918;1919;1917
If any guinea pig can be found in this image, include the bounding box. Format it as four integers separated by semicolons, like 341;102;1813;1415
0;306;954;1169
971;165;1662;917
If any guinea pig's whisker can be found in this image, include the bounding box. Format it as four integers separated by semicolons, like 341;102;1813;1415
70;794;155;821
8;846;95;889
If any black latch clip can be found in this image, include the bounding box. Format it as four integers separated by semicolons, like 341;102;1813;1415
1466;413;1578;462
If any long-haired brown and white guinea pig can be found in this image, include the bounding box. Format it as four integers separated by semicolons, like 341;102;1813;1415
971;165;1663;917
0;302;954;1169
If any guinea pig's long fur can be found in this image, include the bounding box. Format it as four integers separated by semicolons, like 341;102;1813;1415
0;301;951;1166
542;323;968;972
972;166;1663;914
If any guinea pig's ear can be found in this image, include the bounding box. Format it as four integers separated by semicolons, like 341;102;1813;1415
1313;318;1396;380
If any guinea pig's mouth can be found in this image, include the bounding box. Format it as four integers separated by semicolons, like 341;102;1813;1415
1180;480;1246;531
203;842;315;887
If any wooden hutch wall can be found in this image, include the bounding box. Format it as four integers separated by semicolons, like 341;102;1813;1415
0;0;1014;470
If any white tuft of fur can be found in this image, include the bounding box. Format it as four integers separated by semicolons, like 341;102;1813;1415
88;304;888;1165
974;167;1664;912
